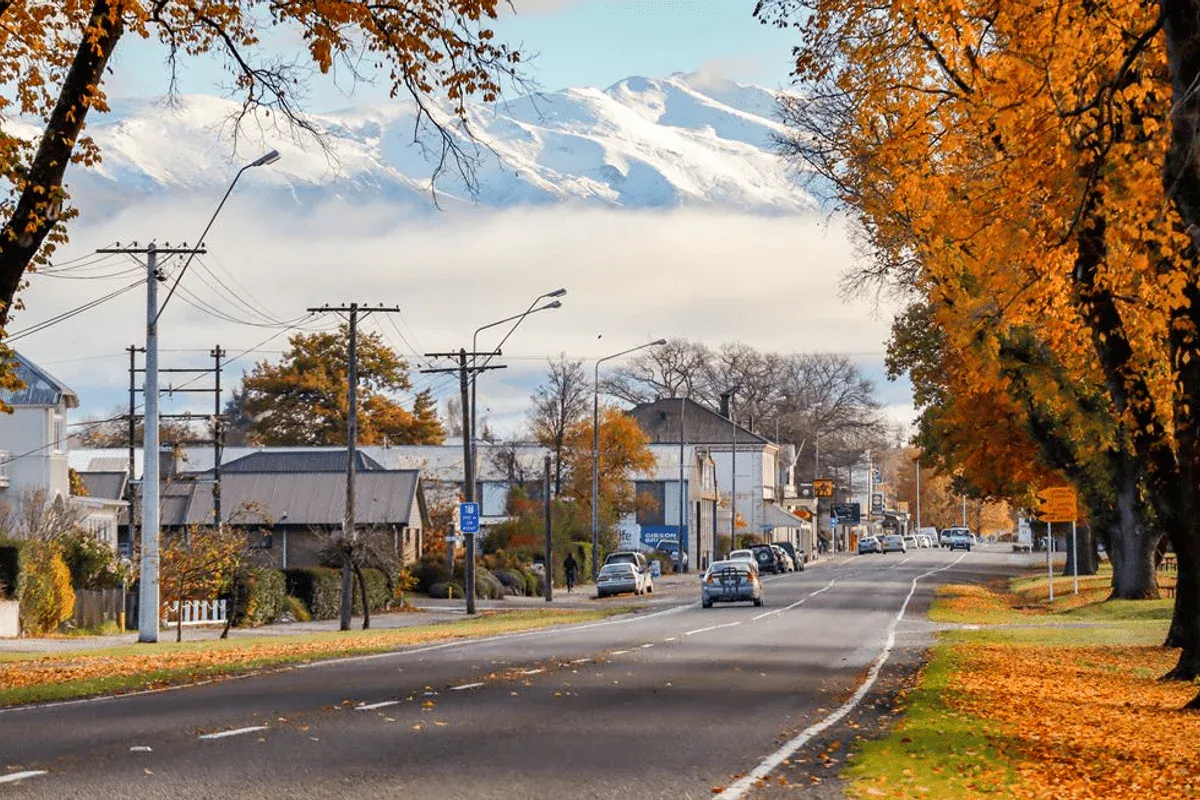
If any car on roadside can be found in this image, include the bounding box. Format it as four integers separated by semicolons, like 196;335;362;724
654;539;689;572
858;536;881;555
728;548;756;564
775;541;805;571
881;534;907;553
772;545;794;572
700;559;764;608
749;543;785;574
903;534;920;550
596;562;651;598
948;530;972;551
604;551;650;573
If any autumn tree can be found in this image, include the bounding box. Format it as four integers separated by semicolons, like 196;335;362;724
529;355;589;497
70;409;198;448
0;1;522;344
560;407;656;529
240;324;444;446
154;525;248;642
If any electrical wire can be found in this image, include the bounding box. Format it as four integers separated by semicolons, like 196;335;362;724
7;279;145;343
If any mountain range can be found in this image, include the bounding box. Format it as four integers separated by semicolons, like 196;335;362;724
48;72;812;216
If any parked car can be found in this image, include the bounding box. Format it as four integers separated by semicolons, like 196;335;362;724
596;562;650;598
881;534;907;553
948;530;973;551
903;534;919;550
858;536;881;554
749;543;785;574
728;549;756;563
772;545;794;572
604;551;650;573
701;560;763;608
655;539;689;572
774;541;805;571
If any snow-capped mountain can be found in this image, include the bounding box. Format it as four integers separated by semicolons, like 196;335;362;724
61;72;811;215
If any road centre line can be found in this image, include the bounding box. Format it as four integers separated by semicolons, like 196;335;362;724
355;700;399;711
752;579;836;620
198;725;268;740
640;643;654;649
450;682;484;691
610;650;630;656
0;771;48;784
684;622;741;637
715;552;969;800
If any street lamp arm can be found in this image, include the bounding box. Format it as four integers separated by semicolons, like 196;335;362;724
154;150;281;324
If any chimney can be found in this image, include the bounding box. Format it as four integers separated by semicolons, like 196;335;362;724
159;446;180;481
719;393;731;419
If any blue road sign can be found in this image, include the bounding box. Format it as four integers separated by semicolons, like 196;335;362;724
459;502;480;534
830;514;840;528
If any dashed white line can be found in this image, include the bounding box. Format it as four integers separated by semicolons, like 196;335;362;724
715;552;969;800
450;682;485;691
0;771;48;784
198;725;268;740
129;746;153;753
570;658;592;664
356;700;400;711
640;643;654;649
753;580;836;620
683;621;741;637
664;637;678;642
520;668;545;676
610;650;630;656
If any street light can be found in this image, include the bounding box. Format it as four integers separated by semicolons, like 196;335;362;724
469;290;566;488
136;149;279;644
591;339;667;579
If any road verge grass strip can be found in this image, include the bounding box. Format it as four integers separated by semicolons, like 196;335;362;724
0;607;640;707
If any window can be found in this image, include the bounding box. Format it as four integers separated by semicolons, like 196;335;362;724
0;451;8;487
51;413;64;453
635;481;665;526
85;515;115;548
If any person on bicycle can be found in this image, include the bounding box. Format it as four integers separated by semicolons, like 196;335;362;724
564;552;579;593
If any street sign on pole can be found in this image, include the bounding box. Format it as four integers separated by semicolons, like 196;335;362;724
831;503;861;525
1036;487;1077;523
813;479;834;497
459;502;480;534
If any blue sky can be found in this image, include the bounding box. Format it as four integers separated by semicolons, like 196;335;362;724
110;1;800;105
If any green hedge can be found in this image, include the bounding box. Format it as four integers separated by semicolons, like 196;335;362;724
0;540;25;600
230;568;288;627
429;581;465;599
285;568;343;620
285;567;391;620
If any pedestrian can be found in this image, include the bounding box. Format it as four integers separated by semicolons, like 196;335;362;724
564;552;578;593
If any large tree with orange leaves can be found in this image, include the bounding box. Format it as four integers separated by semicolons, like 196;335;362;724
0;0;521;326
758;0;1200;690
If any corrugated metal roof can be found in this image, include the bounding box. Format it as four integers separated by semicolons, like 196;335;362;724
78;471;127;501
220;450;383;473
0;351;79;408
151;470;420;527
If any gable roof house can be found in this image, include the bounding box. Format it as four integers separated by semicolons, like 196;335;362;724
0;353;124;549
139;450;427;569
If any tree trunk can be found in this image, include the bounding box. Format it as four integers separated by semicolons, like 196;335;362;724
353;563;370;630
220;569;240;640
1062;522;1099;578
1108;470;1160;599
0;1;125;323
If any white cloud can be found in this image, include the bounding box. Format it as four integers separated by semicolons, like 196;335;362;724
15;203;907;435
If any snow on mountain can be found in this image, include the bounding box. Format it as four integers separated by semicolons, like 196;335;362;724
63;72;812;215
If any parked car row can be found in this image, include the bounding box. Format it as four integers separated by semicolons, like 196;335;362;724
856;531;944;555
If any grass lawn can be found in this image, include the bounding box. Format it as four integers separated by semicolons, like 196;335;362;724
845;567;1200;799
0;606;641;707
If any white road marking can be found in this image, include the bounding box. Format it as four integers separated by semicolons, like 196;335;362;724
609;650;630;656
198;725;268;740
129;746;153;753
753;580;836;620
663;637;678;642
450;682;484;691
715;552;969;800
520;669;545;676
640;643;654;649
356;701;399;711
683;622;741;637
0;771;48;784
570;658;592;664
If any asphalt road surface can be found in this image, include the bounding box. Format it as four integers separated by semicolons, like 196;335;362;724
1;545;1029;798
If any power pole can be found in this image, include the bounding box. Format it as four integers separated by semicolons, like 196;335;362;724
308;304;401;631
422;349;506;615
544;454;552;603
126;345;144;567
678;396;685;574
100;242;202;644
211;345;225;526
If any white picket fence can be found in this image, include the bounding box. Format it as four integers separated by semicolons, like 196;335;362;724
161;599;228;627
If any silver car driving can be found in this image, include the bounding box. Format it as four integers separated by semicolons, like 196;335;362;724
701;560;763;608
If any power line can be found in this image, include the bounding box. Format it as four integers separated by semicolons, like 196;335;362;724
7;279;145;343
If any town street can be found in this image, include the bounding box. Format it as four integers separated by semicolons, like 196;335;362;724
0;546;1029;799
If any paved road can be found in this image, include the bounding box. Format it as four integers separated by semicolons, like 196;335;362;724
0;545;1031;798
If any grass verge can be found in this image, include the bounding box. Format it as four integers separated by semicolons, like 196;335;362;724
846;567;1200;798
0;606;641;707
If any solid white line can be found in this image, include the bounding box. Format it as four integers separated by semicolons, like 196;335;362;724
0;771;48;784
198;725;268;740
450;682;484;691
356;700;400;711
683;622;741;637
715;552;968;800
